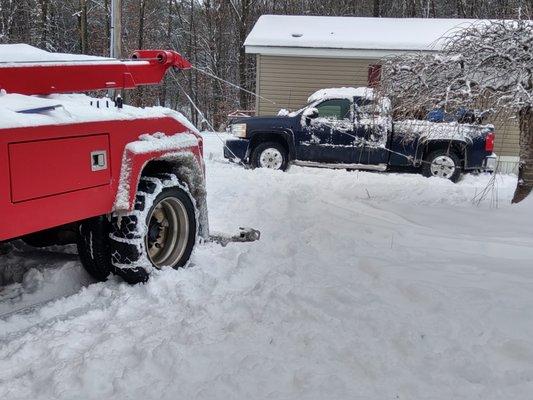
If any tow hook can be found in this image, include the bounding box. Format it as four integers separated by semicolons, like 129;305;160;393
208;227;261;247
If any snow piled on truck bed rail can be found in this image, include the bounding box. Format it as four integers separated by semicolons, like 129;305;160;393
1;132;533;399
395;119;494;143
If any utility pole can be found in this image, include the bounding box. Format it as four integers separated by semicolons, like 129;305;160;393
109;0;122;102
110;0;122;59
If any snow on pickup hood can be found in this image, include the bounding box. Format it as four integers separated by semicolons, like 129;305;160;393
234;115;298;130
0;92;198;133
394;119;494;144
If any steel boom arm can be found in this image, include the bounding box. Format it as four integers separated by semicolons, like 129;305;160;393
0;50;191;95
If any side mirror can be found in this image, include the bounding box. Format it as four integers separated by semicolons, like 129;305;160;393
303;107;319;125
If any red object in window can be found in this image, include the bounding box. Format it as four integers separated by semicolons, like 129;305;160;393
485;131;495;152
368;64;382;87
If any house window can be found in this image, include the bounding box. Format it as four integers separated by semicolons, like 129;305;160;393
368;64;382;87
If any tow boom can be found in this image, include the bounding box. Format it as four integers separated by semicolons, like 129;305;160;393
0;50;191;95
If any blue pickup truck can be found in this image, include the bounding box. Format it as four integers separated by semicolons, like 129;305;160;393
224;87;497;182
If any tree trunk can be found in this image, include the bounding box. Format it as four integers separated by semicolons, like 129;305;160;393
136;0;146;107
79;0;88;53
512;106;533;203
39;0;49;49
105;0;110;54
238;0;250;110
373;0;381;17
138;0;145;49
188;0;198;126
159;0;173;107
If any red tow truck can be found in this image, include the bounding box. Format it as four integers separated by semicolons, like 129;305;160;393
0;45;208;283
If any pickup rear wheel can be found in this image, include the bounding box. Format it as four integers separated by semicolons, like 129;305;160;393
422;149;461;182
251;142;289;171
108;174;197;284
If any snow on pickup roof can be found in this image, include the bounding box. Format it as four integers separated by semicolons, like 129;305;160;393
308;87;374;103
0;43;116;64
307;87;391;113
245;15;489;52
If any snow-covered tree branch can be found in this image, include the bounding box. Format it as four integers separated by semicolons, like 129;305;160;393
382;19;533;203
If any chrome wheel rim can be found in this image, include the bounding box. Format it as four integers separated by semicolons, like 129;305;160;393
430;155;456;179
145;196;189;268
259;148;283;169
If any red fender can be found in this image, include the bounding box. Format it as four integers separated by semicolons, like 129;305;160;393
114;134;203;211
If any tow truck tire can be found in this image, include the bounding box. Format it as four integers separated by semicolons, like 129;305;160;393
251;142;289;171
108;174;197;284
77;216;113;282
422;149;461;182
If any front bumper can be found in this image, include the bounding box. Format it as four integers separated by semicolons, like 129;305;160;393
224;138;250;163
483;153;498;172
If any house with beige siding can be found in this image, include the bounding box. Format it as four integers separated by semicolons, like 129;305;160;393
244;15;520;172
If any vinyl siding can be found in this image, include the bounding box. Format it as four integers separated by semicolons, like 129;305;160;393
491;116;520;157
255;54;520;158
256;55;377;116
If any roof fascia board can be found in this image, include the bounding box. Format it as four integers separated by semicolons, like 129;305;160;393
245;45;437;58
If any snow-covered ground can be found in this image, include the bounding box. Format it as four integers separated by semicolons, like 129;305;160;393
1;132;532;399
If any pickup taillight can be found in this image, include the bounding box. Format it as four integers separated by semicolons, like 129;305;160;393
485;131;495;152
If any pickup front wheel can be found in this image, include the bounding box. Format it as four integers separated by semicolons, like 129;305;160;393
251;142;289;171
422;149;461;182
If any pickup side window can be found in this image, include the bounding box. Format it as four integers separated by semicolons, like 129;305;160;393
315;99;352;121
354;97;379;118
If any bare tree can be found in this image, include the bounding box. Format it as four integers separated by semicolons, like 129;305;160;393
78;0;88;53
1;0;532;131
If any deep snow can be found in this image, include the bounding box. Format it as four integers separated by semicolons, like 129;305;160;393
1;132;533;399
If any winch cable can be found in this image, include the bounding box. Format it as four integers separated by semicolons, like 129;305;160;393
190;65;277;105
171;69;501;205
170;71;247;167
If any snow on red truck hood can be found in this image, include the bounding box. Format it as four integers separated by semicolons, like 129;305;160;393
0;92;198;134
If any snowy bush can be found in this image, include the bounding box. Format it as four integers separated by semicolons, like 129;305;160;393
382;19;533;203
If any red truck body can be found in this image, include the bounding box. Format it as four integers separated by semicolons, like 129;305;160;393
0;117;202;242
0;47;203;244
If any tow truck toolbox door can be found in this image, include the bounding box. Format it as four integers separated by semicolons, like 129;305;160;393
9;134;111;203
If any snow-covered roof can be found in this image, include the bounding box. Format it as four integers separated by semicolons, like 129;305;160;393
0;44;116;64
245;15;491;57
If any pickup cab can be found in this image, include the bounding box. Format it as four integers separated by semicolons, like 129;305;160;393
224;87;497;182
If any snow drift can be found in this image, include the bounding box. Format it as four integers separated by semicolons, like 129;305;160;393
0;133;532;400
